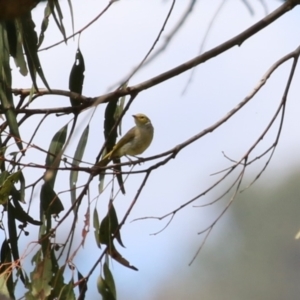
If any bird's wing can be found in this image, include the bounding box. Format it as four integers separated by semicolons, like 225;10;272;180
110;126;136;157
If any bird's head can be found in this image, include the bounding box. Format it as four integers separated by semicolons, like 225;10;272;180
132;114;151;127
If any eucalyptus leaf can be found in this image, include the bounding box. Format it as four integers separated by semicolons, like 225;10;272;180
0;171;21;204
69;48;85;107
45;124;68;188
40;182;64;216
37;2;52;48
103;263;116;299
21;14;50;90
69;125;89;206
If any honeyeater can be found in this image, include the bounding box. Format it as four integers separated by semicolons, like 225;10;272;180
96;113;154;167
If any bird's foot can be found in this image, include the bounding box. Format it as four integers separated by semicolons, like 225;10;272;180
133;155;145;165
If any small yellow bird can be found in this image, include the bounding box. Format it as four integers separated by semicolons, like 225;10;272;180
97;113;154;167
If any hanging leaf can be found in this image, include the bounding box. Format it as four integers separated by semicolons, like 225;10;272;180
21;13;50;90
0;23;24;151
7;201;26;284
40;182;64;216
99;202;124;248
49;0;67;43
18;170;25;203
108;243;138;271
98;172;106;194
26;255;52;298
45;124;68;167
67;0;74;35
58;279;76;300
0;145;7;169
0;170;21;204
99;94;125;194
5;20;17;57
9;195;42;226
116;83;127;136
69;125;89;207
0;239;10;267
69;48;85;107
13;20;28;76
45;124;68;188
77;270;87;300
0;240;14;299
0;171;9;186
93;207;101;248
103;97;119;158
97;276;116;300
0;273;12;299
103;263;116;299
112;158;125;194
49;265;65;299
37;2;52;48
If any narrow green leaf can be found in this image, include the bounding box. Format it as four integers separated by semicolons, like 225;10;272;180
21;13;50;90
77;270;87;300
99;202;124;247
103;263;116;299
69;125;89;206
113;158;125;194
13;20;28;76
24;291;36;300
93;208;101;248
0;171;21;204
7;202;25;282
98;173;105;194
5;20;17;57
0;145;7;169
0;22;24;151
104;97;119;155
46;124;68;167
67;0;75;35
0;171;9;186
50;0;67;43
30;256;52;298
50;247;59;275
19;170;25;203
49;265;65;299
45;124;68;188
4;107;24;152
110;204;124;248
0;239;10;266
9;196;42;226
31;248;41;266
69;48;85;107
0;240;14;299
116;83;127;136
108;244;138;271
37;2;52;48
97;276;116;300
0;274;11;299
97;96;119;192
99;93;126;193
40;182;64;216
58;279;76;300
54;0;67;39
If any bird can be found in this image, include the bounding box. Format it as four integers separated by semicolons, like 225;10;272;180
96;113;154;167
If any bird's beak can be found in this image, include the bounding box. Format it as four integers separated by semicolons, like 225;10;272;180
132;115;137;119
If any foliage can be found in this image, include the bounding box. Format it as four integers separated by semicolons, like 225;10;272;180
0;0;299;299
